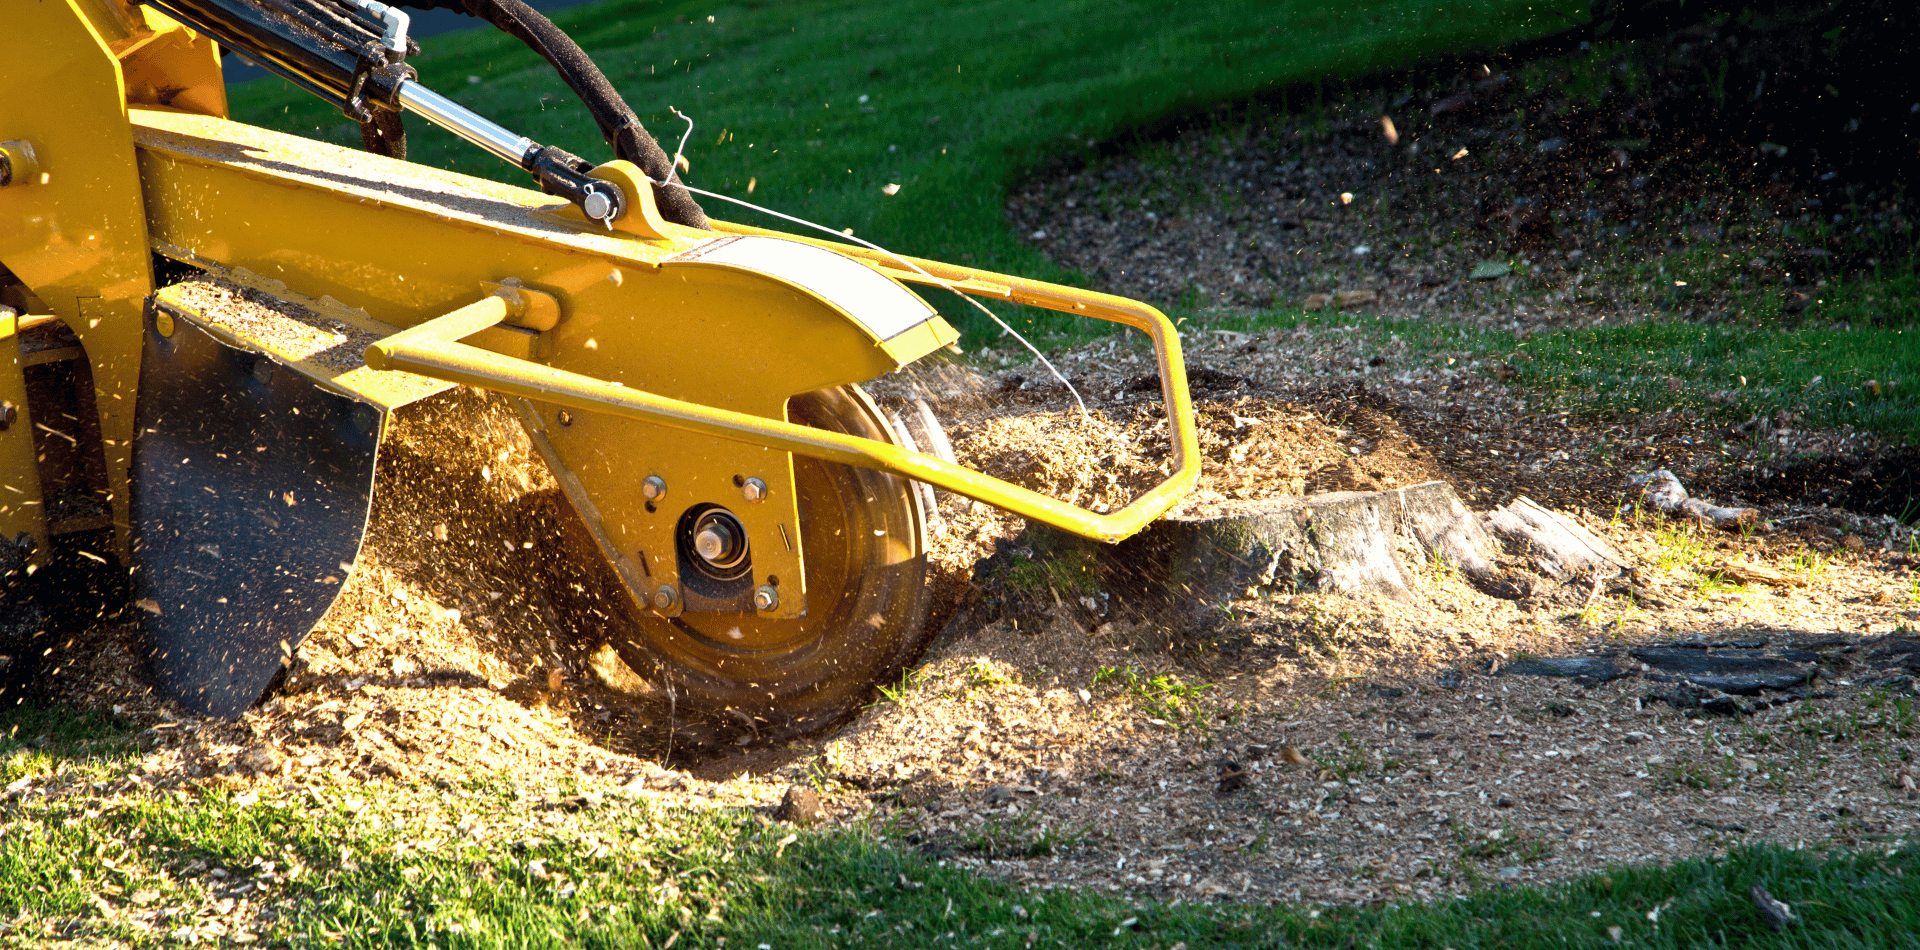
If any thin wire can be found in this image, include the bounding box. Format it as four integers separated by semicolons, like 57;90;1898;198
667;105;695;177
654;109;1090;419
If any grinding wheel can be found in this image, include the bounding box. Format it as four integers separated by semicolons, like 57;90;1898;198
606;385;931;744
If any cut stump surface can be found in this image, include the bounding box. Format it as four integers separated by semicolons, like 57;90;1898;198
1033;481;1512;609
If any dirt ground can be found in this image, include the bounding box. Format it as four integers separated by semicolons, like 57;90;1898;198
15;12;1920;910
25;315;1919;906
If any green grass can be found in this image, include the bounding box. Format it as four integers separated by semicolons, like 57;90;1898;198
4;706;1919;947
1155;299;1920;444
225;0;1583;340
1091;664;1217;731
216;0;1920;443
1509;318;1920;442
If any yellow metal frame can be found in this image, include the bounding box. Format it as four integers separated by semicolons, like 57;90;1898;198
8;0;1198;642
0;0;225;564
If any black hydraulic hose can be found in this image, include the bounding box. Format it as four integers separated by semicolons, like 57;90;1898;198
389;0;709;229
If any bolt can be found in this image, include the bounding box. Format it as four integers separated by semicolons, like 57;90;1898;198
154;311;175;338
641;475;666;500
652;584;678;610
557;409;573;427
741;477;768;502
582;189;614;223
252;358;274;384
694;522;734;563
753;585;779;611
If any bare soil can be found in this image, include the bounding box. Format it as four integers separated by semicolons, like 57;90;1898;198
23;314;1919;907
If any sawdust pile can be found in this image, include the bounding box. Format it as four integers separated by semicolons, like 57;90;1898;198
872;355;1455;526
30;390;687;789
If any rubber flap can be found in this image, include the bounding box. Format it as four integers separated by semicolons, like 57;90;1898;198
132;303;380;718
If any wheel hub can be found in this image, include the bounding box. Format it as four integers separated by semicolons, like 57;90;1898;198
687;507;749;577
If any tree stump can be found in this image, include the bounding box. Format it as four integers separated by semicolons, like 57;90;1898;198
1030;481;1502;612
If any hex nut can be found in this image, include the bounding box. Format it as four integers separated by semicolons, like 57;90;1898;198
753;585;779;611
742;477;768;502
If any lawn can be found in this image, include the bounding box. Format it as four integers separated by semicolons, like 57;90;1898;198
226;0;1920;447
5;704;1917;948
226;0;1584;338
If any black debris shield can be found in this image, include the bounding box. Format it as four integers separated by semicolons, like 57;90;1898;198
132;302;381;718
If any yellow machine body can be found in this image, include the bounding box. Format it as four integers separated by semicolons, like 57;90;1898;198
0;0;1200;722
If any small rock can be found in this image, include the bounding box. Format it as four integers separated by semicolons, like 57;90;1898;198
776;784;824;826
1497;866;1522;880
983;785;1015;806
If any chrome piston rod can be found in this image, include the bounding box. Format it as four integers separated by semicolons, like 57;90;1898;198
394;81;620;226
395;81;536;167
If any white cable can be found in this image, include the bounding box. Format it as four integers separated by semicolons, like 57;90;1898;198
653;109;1090;419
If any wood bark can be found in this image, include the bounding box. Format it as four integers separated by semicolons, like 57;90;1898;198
1629;469;1759;531
1484;496;1626;580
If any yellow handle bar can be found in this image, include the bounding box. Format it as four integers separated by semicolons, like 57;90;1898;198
364;256;1200;544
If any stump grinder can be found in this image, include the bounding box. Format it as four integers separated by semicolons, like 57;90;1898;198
0;0;1199;739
